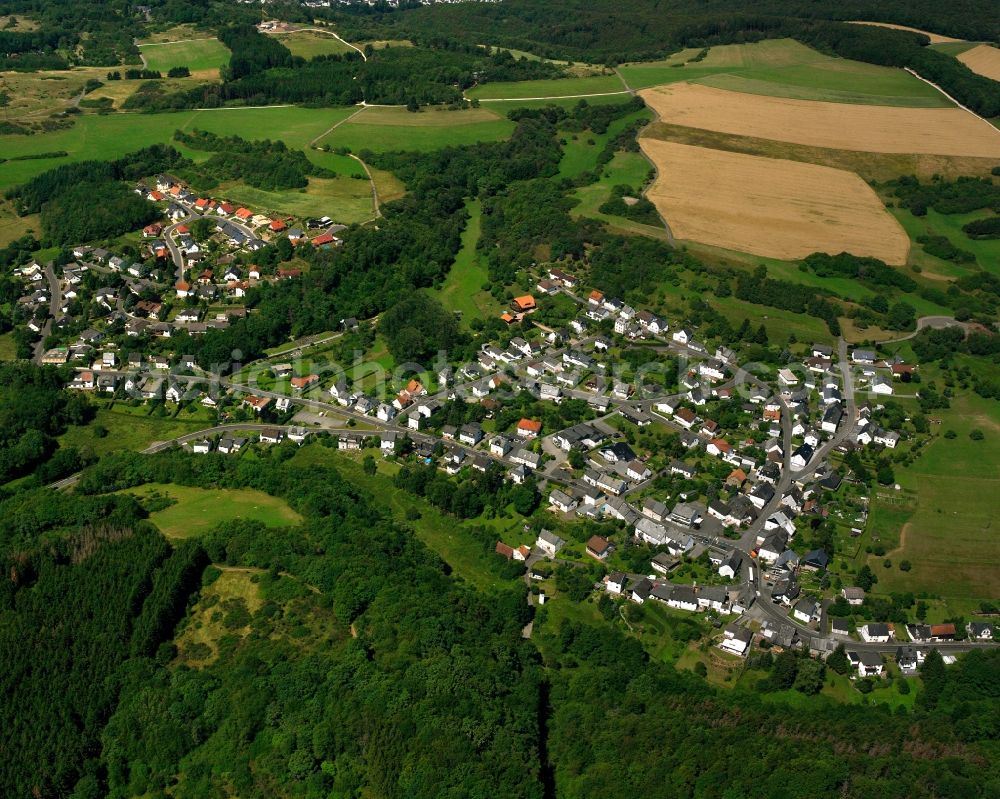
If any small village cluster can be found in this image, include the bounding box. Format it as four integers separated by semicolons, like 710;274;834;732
15;205;988;681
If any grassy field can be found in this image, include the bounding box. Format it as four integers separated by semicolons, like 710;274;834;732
317;106;515;152
0;106;361;189
271;30;355;59
0;332;17;361
891;207;1000;280
289;445;518;592
620;39;950;108
865;394;1000;600
467;74;627;100
223;175;375;224
432;198;500;326
138;37;231;77
0;202;39;246
121;482;303;539
929;42;979;57
58;405;213;456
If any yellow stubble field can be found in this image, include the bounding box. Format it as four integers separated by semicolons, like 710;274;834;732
638;83;1000;158
639;139;911;264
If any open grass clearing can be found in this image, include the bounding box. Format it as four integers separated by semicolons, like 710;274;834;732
0;332;17;361
956;44;1000;82
0;202;38;246
58;405;212;457
174;567;264;666
639;83;1000;158
138;37;231;77
845;21;962;44
866;394;1000;600
640;139;910;264
121;482;303;539
891;207;1000;280
432;199;500;327
557;106;652;179
271;29;355;60
0;69;95;121
467;74;626;100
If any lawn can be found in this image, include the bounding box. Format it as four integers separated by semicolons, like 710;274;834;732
432;198;501;326
865;394;1000;600
271;30;355;60
468;74;627;101
0;106;360;189
317;106;515;153
619;39;949;107
288;444;518;593
120;482;303;539
138;37;231;77
58;405;213;457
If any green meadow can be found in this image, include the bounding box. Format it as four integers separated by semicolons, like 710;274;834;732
139;38;231;76
0;106;362;189
121;482;303;539
317;106;516;152
468;74;627;100
271;30;355;60
432;198;501;326
620;39;950;107
865;393;1000;600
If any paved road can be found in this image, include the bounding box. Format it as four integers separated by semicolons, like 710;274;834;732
881;315;970;344
32;262;62;363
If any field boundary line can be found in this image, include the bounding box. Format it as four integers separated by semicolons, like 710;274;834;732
476;90;631;102
310;106;367;147
904;67;1000;137
137;38;218;47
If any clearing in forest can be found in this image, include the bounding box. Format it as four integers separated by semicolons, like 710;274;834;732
271;29;356;60
957;44;1000;82
844;21;962;44
639;139;911;264
138;37;231;77
639;83;1000;158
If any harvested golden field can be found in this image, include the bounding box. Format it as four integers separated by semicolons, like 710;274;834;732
957;44;1000;82
639;83;1000;158
639;139;910;264
845;21;961;44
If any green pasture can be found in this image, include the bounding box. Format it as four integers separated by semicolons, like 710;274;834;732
891;207;1000;280
432;198;501;326
317;106;515;152
138;38;231;75
865;394;1000;600
120;482;302;539
271;30;355;60
468;74;627;100
0;106;361;189
620;38;950;107
58;404;213;457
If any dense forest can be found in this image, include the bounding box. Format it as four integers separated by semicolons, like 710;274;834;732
3;445;1000;797
124;27;563;111
173;130;334;192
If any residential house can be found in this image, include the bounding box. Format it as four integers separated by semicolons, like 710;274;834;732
536;529;566;557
